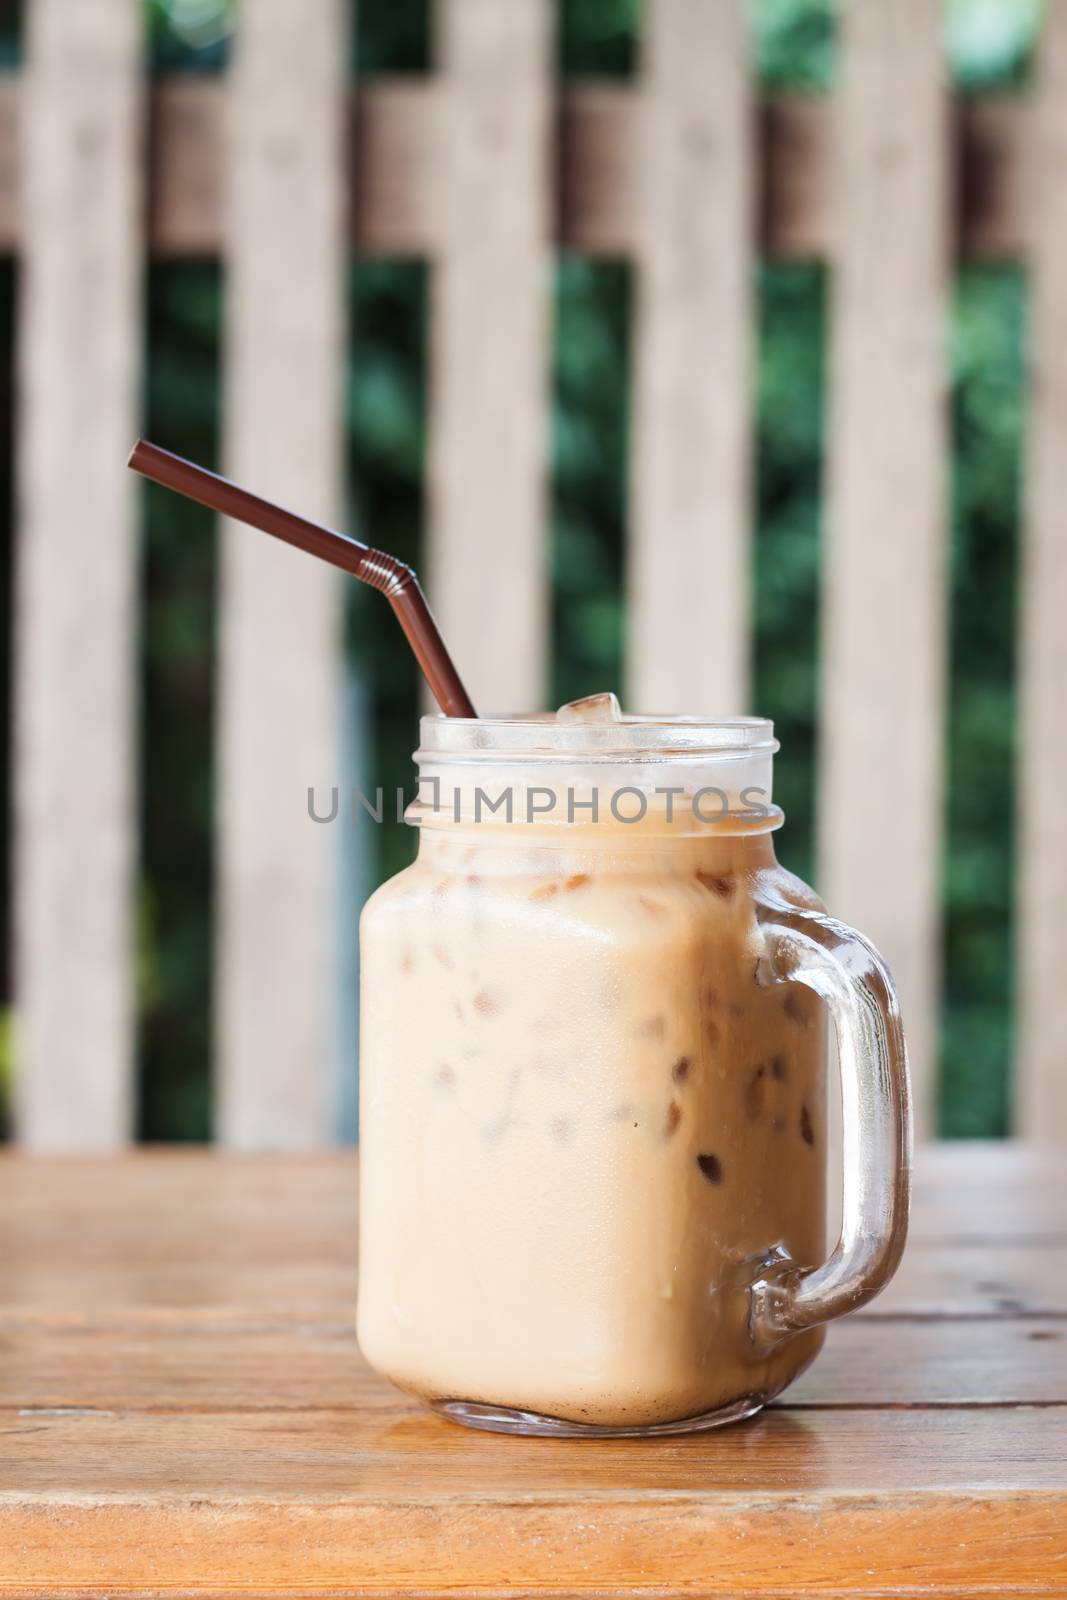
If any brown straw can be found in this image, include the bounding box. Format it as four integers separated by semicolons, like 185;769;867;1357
128;439;476;719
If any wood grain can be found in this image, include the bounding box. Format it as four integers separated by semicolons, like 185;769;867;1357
817;0;950;1140
6;1237;1065;1323
2;1314;1064;1412
1;1147;1065;1596
2;1412;1065;1595
0;1145;1062;1310
217;0;347;1147
867;1242;1067;1316
1017;1;1067;1142
7;1399;1067;1494
629;0;752;714
427;0;552;712
12;0;142;1148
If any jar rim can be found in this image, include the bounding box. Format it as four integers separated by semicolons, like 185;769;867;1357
418;712;778;763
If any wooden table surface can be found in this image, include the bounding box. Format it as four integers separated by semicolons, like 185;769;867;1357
1;1145;1064;1598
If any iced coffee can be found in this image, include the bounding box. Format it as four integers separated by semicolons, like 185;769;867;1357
123;444;908;1425
357;704;839;1433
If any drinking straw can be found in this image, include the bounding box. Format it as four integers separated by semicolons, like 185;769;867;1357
128;439;477;719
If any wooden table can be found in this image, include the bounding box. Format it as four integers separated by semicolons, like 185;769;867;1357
1;1145;1064;1598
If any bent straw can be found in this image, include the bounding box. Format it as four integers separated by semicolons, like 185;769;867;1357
128;439;476;719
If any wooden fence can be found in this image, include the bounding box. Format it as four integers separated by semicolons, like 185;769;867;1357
9;0;1067;1148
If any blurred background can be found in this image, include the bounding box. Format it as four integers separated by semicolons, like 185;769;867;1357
0;0;1047;1144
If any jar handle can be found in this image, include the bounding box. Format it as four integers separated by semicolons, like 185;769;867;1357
750;893;912;1348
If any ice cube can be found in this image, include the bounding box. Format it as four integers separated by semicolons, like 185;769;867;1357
556;692;623;724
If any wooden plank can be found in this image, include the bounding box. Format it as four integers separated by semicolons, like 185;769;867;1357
817;0;950;1140
792;1315;1067;1405
2;1148;1065;1595
217;1;347;1146
2;1411;1065;1596
760;96;828;259
3;1314;1065;1413
1017;2;1067;1142
868;1242;1067;1316
629;0;753;714
2;1146;1064;1312
351;80;441;255
0;78;1035;261
0;1153;359;1318
12;1;143;1148
0;76;19;251
427;0;552;711
149;76;225;256
908;1140;1067;1240
557;84;637;256
959;94;1029;261
8;1235;1067;1324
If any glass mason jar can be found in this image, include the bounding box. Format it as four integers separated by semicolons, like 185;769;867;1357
357;714;910;1436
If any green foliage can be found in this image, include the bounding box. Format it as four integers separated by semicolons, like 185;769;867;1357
138;265;222;1140
940;269;1024;1136
750;0;836;89
559;0;639;76
354;0;429;75
346;262;427;886
0;1;19;67
146;0;232;72
552;259;631;706
947;0;1040;87
753;266;826;890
